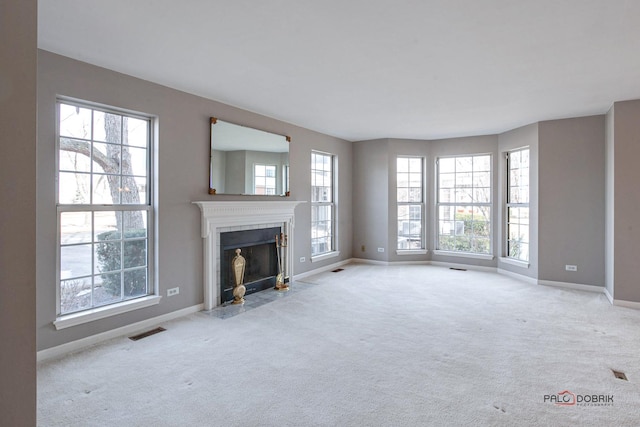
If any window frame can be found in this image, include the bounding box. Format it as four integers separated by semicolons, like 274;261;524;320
505;147;530;263
396;156;425;252
54;98;158;329
435;153;493;257
283;164;290;196
310;150;337;259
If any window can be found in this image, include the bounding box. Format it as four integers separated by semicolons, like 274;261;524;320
57;100;153;316
311;151;335;256
254;164;276;195
506;148;530;262
397;156;424;250
436;154;491;254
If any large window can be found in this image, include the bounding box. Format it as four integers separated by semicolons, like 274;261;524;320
254;164;276;195
397;156;424;250
436;154;492;254
506;148;530;261
311;151;335;256
57;100;153;316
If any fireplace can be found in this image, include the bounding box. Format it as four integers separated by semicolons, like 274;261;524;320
220;227;280;303
193;201;304;309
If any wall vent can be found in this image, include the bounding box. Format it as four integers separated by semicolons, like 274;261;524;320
332;268;344;273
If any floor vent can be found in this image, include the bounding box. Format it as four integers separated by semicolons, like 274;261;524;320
129;327;166;341
332;268;345;273
449;267;467;271
612;369;628;381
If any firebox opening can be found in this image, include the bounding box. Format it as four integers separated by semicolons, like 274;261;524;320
220;227;281;304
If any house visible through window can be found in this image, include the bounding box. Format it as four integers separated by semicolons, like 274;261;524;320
311;151;335;256
506;148;530;261
57;100;153;315
397;156;424;250
436;154;492;254
254;164;276;195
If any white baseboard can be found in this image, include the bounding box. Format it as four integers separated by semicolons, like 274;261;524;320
37;304;204;362
604;287;614;304
388;260;432;265
430;261;497;273
350;258;389;266
612;298;640;310
557;281;640;309
294;258;353;280
538;279;604;294
351;258;495;272
497;268;538;285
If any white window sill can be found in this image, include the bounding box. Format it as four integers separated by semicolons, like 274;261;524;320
54;295;162;330
396;249;428;255
432;250;494;261
499;257;530;268
311;251;341;263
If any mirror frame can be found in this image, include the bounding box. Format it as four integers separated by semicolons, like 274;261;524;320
209;117;291;196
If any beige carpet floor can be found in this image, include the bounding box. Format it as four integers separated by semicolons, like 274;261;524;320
38;264;640;426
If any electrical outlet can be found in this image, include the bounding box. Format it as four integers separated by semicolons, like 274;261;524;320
300;257;306;263
565;265;577;272
378;247;384;253
167;287;180;297
361;245;365;252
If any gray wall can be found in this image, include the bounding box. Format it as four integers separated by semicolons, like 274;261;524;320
0;0;37;424
37;50;352;351
497;123;539;278
352;139;390;261
610;100;640;301
537;116;605;287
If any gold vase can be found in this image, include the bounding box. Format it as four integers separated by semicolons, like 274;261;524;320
274;233;289;291
231;248;246;304
275;273;288;291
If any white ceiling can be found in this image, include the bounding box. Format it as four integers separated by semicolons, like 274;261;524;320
38;1;640;141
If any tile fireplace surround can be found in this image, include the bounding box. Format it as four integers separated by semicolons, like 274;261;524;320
193;201;305;309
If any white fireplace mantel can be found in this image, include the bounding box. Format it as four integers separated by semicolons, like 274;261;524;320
193;200;305;309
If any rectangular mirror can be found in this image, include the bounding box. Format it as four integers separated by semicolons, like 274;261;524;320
209;118;290;196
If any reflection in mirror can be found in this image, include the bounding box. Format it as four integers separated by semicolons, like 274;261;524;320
209;118;290;196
